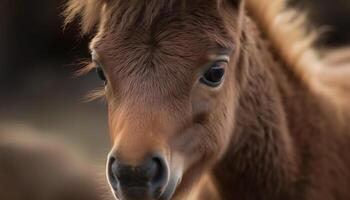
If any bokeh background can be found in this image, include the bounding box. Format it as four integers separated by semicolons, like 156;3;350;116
0;0;349;166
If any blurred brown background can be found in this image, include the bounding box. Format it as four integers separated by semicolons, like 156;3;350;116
0;0;109;164
0;0;349;165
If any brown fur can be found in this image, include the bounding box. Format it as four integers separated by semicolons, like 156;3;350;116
0;126;113;200
65;0;350;199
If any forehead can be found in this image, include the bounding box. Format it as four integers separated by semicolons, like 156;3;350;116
92;1;234;59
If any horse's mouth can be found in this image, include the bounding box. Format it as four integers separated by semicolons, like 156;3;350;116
111;175;182;200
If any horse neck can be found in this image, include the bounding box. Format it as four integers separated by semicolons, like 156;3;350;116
211;19;336;199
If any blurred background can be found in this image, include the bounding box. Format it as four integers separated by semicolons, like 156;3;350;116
0;0;110;166
0;0;349;166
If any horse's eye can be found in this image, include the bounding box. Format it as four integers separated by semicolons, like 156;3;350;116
94;62;107;83
200;61;226;87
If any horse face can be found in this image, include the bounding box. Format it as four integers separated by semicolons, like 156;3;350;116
90;2;240;199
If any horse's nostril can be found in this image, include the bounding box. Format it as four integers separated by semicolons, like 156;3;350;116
107;154;169;199
151;156;167;187
107;156;119;190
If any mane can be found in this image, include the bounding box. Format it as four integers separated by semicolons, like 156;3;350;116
64;0;323;85
245;0;323;85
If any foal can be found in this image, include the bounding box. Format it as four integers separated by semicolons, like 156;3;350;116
65;0;350;199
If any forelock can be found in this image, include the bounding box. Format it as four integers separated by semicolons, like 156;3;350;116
64;0;226;33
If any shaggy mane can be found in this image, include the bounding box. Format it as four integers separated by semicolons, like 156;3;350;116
64;0;323;86
246;0;322;85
